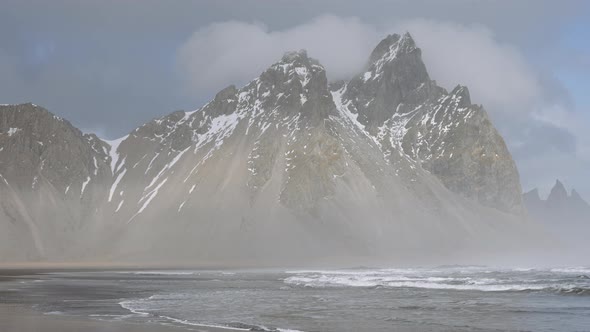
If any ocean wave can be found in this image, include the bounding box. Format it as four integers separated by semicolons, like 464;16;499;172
159;316;305;332
129;271;197;276
119;297;305;332
283;269;590;295
550;267;590;274
44;311;64;315
118;299;150;317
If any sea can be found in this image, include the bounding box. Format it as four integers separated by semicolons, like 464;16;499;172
1;266;589;331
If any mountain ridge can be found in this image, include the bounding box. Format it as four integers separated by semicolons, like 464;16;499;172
523;180;589;249
524;179;590;212
0;33;536;264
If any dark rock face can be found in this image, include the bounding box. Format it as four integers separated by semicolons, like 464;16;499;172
0;103;112;260
546;179;569;208
0;34;531;264
335;33;523;214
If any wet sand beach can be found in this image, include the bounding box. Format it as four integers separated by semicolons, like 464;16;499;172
0;304;200;332
0;269;243;332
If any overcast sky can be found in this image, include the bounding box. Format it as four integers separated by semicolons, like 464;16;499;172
1;0;588;198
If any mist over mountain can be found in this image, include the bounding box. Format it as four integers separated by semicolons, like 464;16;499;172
0;34;545;266
523;180;590;249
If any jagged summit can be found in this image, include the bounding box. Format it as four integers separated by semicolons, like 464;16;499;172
281;49;317;64
524;180;589;246
547;179;568;205
368;32;418;64
334;33;523;213
523;180;589;207
450;85;472;107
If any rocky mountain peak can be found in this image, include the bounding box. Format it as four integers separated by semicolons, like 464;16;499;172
368;32;417;64
264;50;325;87
366;32;427;83
524;180;589;238
547;179;568;204
334;33;523;214
340;33;435;130
368;34;401;64
398;32;418;52
281;49;315;63
257;50;334;120
450;85;472;107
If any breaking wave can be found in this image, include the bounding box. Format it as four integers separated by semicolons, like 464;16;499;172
283;267;590;295
119;297;304;332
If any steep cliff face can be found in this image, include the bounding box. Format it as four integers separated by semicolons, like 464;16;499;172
0;34;532;265
335;33;523;214
0;103;112;260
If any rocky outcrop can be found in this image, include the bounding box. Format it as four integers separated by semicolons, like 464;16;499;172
334;33;523;214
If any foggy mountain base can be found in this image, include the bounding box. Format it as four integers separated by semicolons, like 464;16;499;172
0;33;584;267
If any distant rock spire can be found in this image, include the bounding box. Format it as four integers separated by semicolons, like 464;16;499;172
547;179;568;204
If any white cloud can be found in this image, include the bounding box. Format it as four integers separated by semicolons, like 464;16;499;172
533;105;590;163
177;15;379;96
390;19;542;114
178;17;544;114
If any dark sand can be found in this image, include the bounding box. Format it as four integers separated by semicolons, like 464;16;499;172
0;304;239;332
0;304;190;332
0;268;241;332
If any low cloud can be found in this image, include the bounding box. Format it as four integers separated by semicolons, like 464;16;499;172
177;15;379;97
177;16;588;197
178;16;543;115
391;19;542;114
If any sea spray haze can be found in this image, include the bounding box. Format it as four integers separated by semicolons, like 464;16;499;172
0;33;569;266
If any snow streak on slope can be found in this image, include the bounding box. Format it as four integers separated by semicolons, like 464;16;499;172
105;135;129;174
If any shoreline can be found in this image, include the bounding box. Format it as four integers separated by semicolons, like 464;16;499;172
0;270;250;332
0;304;245;332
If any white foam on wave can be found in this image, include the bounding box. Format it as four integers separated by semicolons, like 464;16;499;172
128;271;197;276
119;295;305;332
284;275;550;292
550;267;590;274
44;311;64;315
160;315;305;332
283;268;589;293
285;268;426;275
118;299;150;317
159;315;251;331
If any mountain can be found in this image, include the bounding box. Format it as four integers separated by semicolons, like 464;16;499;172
0;103;113;260
523;180;590;247
0;33;535;265
333;33;522;214
524;179;590;218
